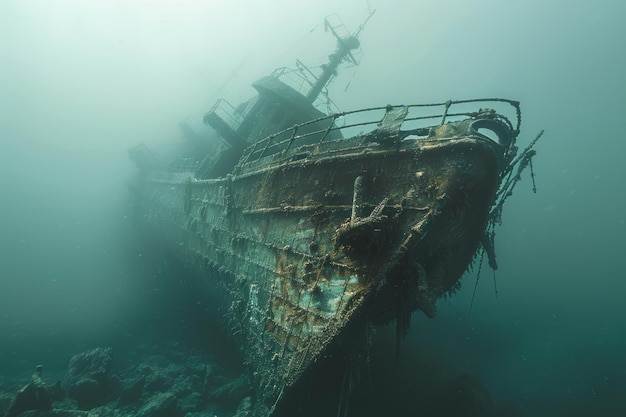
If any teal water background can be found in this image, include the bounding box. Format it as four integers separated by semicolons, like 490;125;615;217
1;1;624;415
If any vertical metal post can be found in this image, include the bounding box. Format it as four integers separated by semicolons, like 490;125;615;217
351;175;365;224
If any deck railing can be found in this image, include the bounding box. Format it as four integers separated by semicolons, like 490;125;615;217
238;98;521;166
208;98;246;131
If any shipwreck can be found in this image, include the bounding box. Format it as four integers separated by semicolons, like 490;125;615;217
128;15;542;417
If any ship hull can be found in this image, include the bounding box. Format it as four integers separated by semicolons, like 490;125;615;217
133;130;502;415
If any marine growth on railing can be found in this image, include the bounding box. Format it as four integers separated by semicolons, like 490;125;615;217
238;98;522;166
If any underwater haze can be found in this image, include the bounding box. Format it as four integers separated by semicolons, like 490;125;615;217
1;0;625;416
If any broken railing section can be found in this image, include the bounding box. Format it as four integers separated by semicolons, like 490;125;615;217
477;128;544;278
489;129;544;227
362;105;409;145
203;99;247;150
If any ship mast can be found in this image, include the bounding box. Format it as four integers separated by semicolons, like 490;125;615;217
305;12;375;103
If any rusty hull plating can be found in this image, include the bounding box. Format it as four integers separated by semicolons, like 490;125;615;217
128;14;541;417
130;98;540;416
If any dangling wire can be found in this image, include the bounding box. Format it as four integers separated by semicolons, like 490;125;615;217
483;228;499;299
344;70;357;92
492;268;498;299
529;156;537;193
336;355;352;417
468;249;485;318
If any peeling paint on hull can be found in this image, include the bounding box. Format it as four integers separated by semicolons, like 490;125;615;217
130;104;536;415
128;17;542;415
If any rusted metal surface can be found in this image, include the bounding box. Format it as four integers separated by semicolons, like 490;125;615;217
127;14;543;417
130;98;541;416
